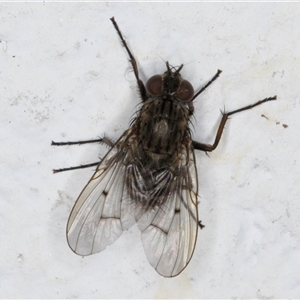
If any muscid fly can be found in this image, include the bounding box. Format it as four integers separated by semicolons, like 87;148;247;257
52;17;277;277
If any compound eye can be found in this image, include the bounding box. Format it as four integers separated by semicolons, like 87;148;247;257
146;75;162;95
178;80;194;101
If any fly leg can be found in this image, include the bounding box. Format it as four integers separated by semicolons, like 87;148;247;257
51;136;114;147
191;69;222;101
52;162;100;174
51;136;115;173
193;96;277;152
110;17;147;101
188;69;222;115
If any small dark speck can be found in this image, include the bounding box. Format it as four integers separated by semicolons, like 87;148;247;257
175;208;180;213
198;220;205;229
103;190;108;196
282;124;288;128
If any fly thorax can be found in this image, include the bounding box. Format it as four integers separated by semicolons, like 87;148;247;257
137;98;190;157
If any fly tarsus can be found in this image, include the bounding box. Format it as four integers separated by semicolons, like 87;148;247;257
191;69;222;102
226;96;277;116
53;162;100;174
51;136;114;148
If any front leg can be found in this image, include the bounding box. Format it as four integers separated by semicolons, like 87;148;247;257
110;17;147;101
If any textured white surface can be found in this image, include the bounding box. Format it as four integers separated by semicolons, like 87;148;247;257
0;2;298;298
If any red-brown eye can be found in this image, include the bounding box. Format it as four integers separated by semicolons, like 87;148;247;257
146;75;162;95
178;80;194;101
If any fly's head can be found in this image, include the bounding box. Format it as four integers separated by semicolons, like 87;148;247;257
145;62;195;114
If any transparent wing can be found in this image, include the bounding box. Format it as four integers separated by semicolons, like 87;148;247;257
67;130;135;256
137;145;199;277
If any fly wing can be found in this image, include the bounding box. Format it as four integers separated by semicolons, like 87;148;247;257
67;130;136;256
137;144;199;277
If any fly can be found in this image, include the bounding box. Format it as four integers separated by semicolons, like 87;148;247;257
52;17;277;277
